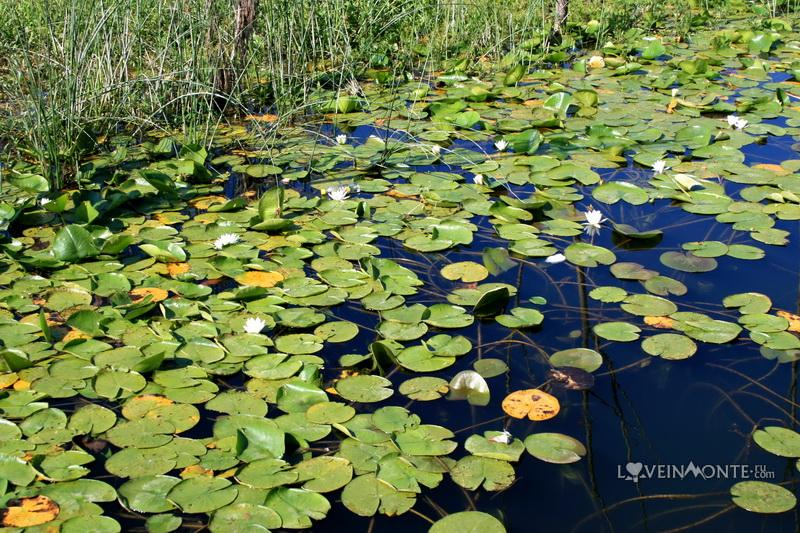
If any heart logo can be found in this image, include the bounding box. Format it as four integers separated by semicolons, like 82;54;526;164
626;462;643;477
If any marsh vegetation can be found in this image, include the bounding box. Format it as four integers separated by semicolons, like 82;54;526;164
2;1;800;531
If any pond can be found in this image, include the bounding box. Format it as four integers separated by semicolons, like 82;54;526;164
2;23;800;533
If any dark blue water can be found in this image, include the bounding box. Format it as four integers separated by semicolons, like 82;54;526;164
284;104;800;531
176;69;800;532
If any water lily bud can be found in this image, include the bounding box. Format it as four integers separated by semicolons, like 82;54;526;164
588;55;605;69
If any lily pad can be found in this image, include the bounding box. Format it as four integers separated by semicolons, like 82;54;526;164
429;511;505;533
166;477;238;514
642;334;697;360
564;243;616;267
399;377;449;401
209;503;282;532
550;348;603;372
336;375;394;403
753;426;800;458
440;261;489;282
593;322;641;342
450;456;516;492
731;481;797;514
524;433;587;464
659;251;717;273
341;473;415;517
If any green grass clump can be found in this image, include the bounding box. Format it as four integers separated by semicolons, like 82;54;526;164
0;0;795;189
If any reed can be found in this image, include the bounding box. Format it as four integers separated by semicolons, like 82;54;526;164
0;0;790;189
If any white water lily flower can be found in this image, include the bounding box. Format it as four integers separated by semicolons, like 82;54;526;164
473;174;484;185
488;430;513;444
243;316;267;334
494;139;509;152
430;144;441;156
327;185;350;201
671;88;679;98
545;253;566;264
448;370;490;406
588;55;605;69
335;134;347;145
39;197;51;206
582;207;606;236
583;207;606;229
727;115;748;130
652;159;667;175
584;225;601;237
214;233;240;250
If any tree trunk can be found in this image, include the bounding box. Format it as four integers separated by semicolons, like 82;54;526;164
553;0;569;36
233;0;258;64
214;0;258;106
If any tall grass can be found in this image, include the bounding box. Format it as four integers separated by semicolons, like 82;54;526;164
0;0;232;187
0;0;793;190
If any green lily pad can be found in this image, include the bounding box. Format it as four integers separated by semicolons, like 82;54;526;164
341;473;415;517
264;487;330;528
295;456;354;492
496;307;543;328
682;240;728;257
306;402;356;424
119;475;181;513
659;251;717;273
592;181;649;205
472;358;509;378
550;348;603;372
643;276;687;297
465;432;525;462
336;375;393;403
672;314;742;344
440;261;489;282
53;225;99;262
642;334;697;360
429;511;506;533
564;243;616;267
146;514;182;533
0;453;37;486
276;382;328;413
425;304;474;328
723;293;772;315
593;322;641;342
209;503;282;532
167;477;238;514
398;377;449;401
753;426;800;458
62;516;121;533
610;262;658;281
589;286;627;303
731;481;797;514
620;294;678;316
524;433;586;464
274;334;323;354
450;455;516;491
